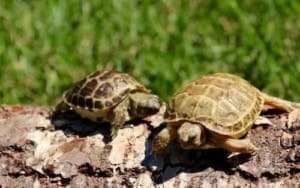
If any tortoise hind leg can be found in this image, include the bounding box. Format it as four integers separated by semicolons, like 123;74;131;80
207;137;258;153
217;138;258;153
261;93;299;112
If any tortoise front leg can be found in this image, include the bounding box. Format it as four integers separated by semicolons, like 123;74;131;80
110;98;131;138
152;126;177;158
261;93;299;112
177;122;206;150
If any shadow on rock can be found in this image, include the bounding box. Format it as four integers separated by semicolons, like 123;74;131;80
50;109;112;143
142;127;254;184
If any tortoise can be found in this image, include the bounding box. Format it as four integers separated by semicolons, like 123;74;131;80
54;70;161;138
152;73;296;157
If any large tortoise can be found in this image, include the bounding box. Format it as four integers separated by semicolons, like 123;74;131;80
152;73;296;157
54;70;161;138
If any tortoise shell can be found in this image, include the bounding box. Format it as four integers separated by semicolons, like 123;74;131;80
63;70;149;111
167;73;264;138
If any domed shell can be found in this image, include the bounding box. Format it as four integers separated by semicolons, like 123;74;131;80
167;73;264;138
63;70;150;111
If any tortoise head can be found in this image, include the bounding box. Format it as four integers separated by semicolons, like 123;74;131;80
177;122;206;149
128;92;161;118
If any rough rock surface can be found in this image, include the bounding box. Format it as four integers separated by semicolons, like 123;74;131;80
0;104;299;187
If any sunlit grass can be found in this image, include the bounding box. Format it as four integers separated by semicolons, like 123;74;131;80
0;0;299;105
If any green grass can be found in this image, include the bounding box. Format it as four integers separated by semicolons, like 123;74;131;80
1;0;300;105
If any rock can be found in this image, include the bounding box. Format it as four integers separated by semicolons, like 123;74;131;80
0;105;299;187
280;132;294;148
287;109;300;131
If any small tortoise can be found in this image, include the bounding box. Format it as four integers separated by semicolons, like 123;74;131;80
55;70;161;138
153;73;296;157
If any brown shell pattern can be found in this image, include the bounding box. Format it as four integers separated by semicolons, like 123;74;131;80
63;70;149;111
167;73;264;138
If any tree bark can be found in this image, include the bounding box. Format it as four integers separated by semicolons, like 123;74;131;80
0;104;299;187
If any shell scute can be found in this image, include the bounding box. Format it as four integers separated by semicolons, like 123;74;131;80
94;82;114;98
88;70;102;78
84;79;98;91
71;95;78;106
167;73;264;138
79;85;94;96
78;96;85;107
112;96;122;103
94;100;103;109
63;70;149;111
85;98;94;109
104;101;113;107
98;70;115;80
113;77;128;89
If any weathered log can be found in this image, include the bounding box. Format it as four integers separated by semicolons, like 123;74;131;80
0;104;299;187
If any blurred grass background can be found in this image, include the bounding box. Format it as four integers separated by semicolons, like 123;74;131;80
0;0;299;105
